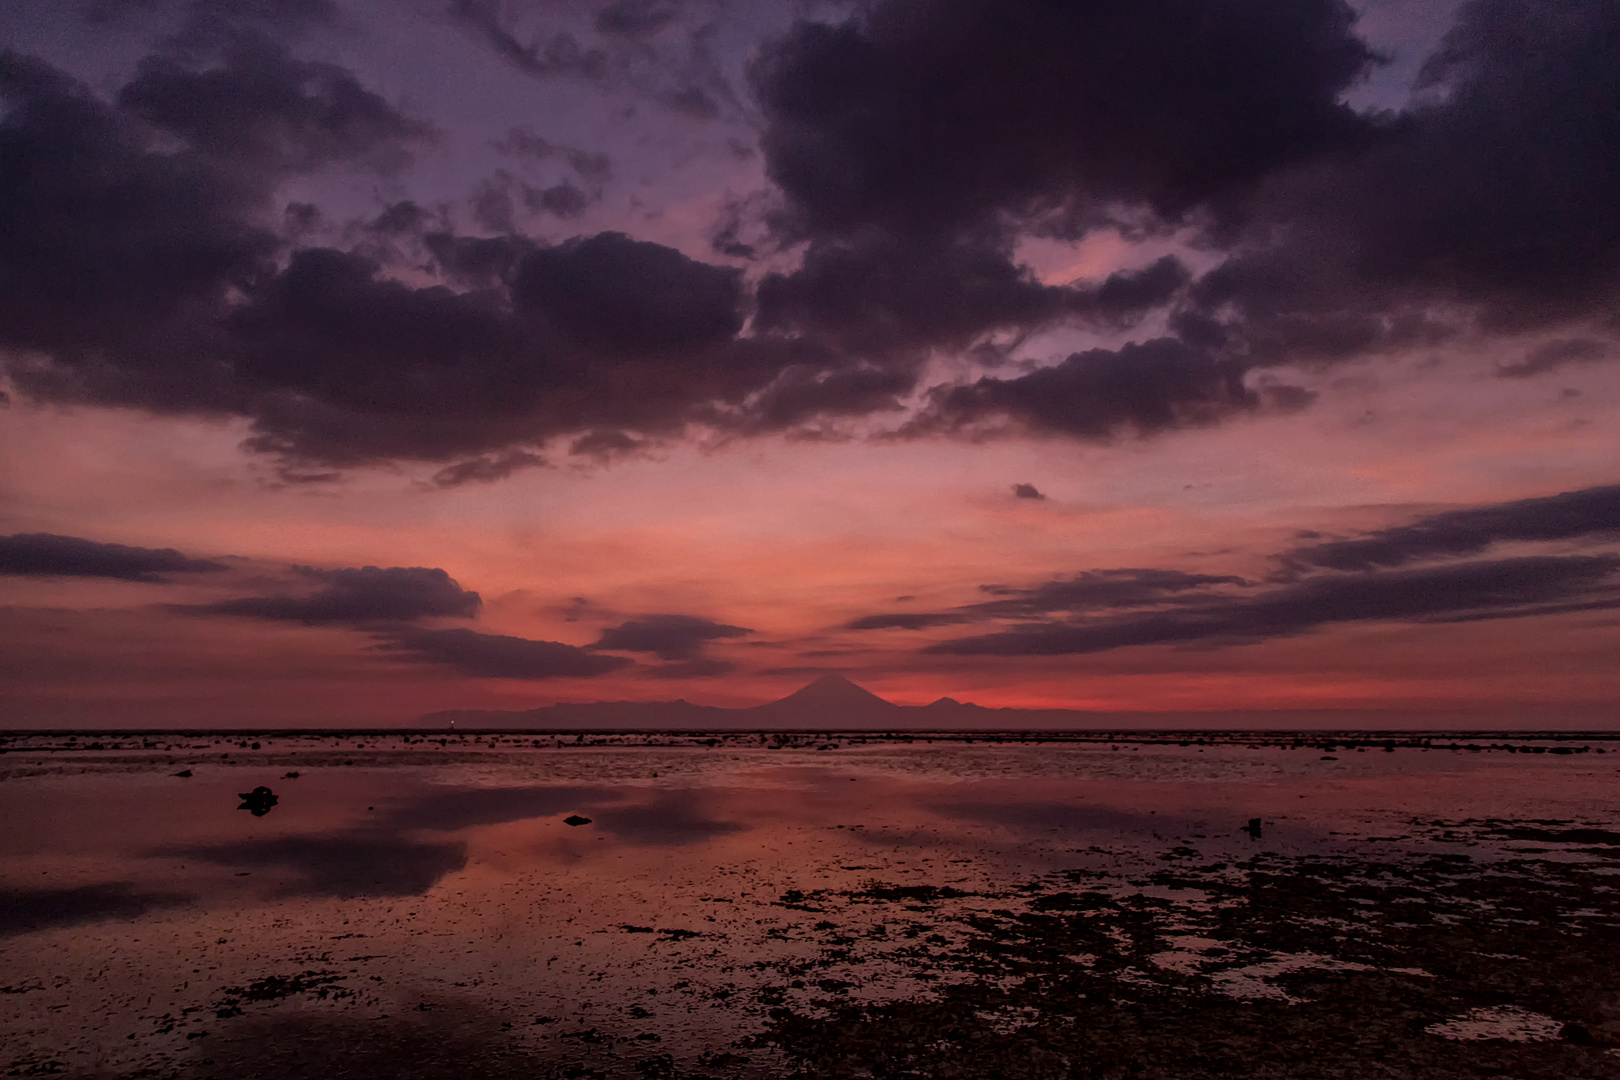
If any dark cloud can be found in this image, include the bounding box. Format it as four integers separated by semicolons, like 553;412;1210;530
84;0;340;41
645;658;737;678
372;199;430;235
907;486;1620;663
193;566;481;624
928;554;1620;656
9;0;1618;473
737;364;914;432
450;0;737;121
1176;0;1620;362
969;568;1250;616
373;626;634;679
0;51;278;408
429;449;548;488
469;173;518;232
225;247;533;460
0;882;191;937
844;613;973;631
118;36;431;175
1012;483;1044;500
491;128;612;182
216;234;801;465
0;533;226;582
746;0;1620;443
755;235;1189;357
568;428;647;459
1;48;804;471
450;0;609;80
566;148;613;185
1358;0;1620;322
751;0;1376;238
754;234;1057;356
1496;338;1612;379
595;0;681;38
1285;484;1620;572
913;339;1260;440
418;231;528;289
529;180;590;218
592;614;751;660
513;232;744;355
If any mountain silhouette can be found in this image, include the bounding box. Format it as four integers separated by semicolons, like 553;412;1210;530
415;678;1488;730
743;674;901;724
418;675;1059;730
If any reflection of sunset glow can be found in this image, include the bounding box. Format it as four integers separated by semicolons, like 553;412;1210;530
3;735;1618;1072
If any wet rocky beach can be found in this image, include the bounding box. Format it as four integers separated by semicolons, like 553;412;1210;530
3;731;1619;1079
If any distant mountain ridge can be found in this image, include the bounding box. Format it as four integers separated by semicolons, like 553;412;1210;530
415;675;1512;730
417;674;1016;729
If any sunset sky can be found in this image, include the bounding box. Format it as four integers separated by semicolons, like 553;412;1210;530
1;0;1617;727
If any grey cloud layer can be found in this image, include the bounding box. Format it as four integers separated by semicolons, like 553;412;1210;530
190;566;481;624
0;533;227;581
144;546;641;680
1284;485;1620;572
6;529;747;682
927;555;1620;657
846;483;1620;658
590;614;752;660
373;626;634;679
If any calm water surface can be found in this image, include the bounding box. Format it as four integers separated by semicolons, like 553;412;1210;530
3;732;1619;1079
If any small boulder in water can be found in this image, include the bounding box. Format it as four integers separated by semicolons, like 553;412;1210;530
564;814;592;827
237;786;278;816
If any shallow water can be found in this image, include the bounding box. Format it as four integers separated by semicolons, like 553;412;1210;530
3;731;1619;1079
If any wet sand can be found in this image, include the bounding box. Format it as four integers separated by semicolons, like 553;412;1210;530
3;731;1619;1078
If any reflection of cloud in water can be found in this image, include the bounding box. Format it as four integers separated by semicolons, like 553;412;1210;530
930;799;1162;834
382;785;609;831
164;785;741;897
169;834;468;898
592;790;745;847
0;882;191;937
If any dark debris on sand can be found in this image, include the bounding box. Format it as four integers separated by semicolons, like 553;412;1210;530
748;839;1620;1080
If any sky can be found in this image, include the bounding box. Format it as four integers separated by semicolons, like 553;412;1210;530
1;0;1617;728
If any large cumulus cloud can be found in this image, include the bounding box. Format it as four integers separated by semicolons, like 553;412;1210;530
2;0;1617;474
751;0;1376;239
749;0;1620;437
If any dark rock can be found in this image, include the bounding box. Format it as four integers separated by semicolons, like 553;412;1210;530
175;769;193;778
1564;1020;1620;1045
237;786;279;817
564;814;592;826
1241;817;1263;839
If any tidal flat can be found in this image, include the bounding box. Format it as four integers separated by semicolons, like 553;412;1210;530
3;731;1619;1079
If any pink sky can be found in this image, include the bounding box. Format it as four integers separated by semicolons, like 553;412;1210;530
1;0;1617;726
